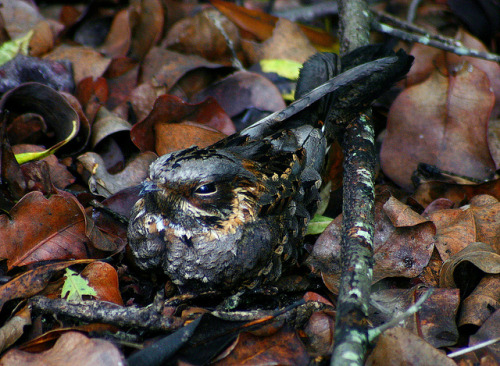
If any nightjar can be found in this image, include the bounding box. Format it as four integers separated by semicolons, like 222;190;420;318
128;46;413;292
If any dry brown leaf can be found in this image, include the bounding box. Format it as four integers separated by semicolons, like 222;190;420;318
459;274;500;327
12;144;74;189
155;121;226;156
130;94;234;153
429;195;500;260
242;18;317;65
0;260;94;312
0;331;125;366
308;194;435;291
469;309;500;363
77;151;156;197
210;0;335;48
440;242;500;288
213;327;309;365
366;327;456;366
0;192;104;270
381;63;496;191
165;8;240;64
0;306;31;354
191;70;286;118
90;107;132;148
81;262;123;305
44;45;112;84
370;287;460;348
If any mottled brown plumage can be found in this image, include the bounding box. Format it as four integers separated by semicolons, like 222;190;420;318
127;46;413;292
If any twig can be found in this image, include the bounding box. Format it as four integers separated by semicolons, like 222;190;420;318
373;10;456;46
331;0;373;364
371;19;500;62
406;0;422;23
29;295;182;333
273;1;339;22
368;289;434;342
206;11;244;70
447;337;500;358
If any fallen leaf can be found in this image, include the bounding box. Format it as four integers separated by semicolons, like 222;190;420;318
242;18;318;65
308;193;436;290
191;70;286;118
459;274;500;327
366;327;456;366
210;0;335;48
155;121;226;156
77;151;156;197
213;327;309;365
165;8;240;64
44;45;111;84
439;242;500;288
0;191;110;270
61;268;97;302
131;94;234;153
429;195;500;260
81;261;123;305
370;287;460;348
381;63;496;190
0;260;94;312
0;331;125;366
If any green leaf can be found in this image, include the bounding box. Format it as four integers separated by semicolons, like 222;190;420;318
306;214;334;235
15;119;78;164
0;31;33;66
61;268;97;302
260;59;302;80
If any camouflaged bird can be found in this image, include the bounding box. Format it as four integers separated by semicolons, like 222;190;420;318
127;46;413;292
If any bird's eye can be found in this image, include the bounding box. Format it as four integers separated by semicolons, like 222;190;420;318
194;182;217;195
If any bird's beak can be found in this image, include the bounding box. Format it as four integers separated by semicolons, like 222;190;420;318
140;179;160;196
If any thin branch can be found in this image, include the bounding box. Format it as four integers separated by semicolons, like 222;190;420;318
447;337;500;358
331;0;373;364
368;289;434;342
29;295;181;333
406;0;422;23
371;19;500;62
